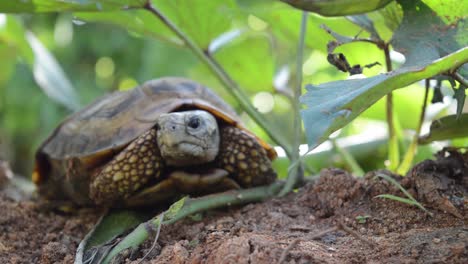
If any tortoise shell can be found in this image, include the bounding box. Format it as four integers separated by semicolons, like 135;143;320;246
33;77;276;205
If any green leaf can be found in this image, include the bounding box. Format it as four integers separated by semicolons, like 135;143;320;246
85;209;150;249
346;15;381;40
76;0;235;49
374;173;432;215
214;34;275;93
392;0;467;78
0;15;33;63
165;196;187;219
0;0;146;13
280;0;394;16
419;114;468;144
375;194;417;205
75;10;183;46
26;32;81;111
248;4;383;69
153;0;236;49
300;47;468;148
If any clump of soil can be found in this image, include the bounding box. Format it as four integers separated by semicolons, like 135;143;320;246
1;148;467;263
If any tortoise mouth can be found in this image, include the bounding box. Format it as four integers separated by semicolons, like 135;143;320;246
159;141;217;166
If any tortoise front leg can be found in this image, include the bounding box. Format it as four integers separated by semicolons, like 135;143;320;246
89;129;165;205
216;126;277;187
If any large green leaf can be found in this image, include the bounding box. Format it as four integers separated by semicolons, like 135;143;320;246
76;0;236;49
280;0;394;16
392;0;467;74
154;0;235;49
300;47;468;148
214;34;275;93
419;114;468;144
75;10;183;46
0;0;146;13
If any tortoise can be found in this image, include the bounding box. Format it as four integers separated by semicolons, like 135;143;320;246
33;77;277;207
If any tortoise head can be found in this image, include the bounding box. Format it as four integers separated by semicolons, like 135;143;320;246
156;110;220;166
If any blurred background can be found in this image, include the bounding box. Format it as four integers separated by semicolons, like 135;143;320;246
0;1;465;179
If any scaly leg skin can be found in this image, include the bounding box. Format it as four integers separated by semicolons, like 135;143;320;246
90;129;165;205
216;126;277;187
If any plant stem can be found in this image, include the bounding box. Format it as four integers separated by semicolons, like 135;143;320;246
452;71;468;87
396;80;429;175
101;182;284;263
331;139;365;176
279;11;308;196
143;1;292;158
384;44;399;171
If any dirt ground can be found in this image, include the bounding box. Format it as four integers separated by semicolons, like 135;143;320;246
0;148;466;263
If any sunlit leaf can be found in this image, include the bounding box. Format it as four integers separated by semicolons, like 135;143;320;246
153;0;236;49
301;47;468;148
377;1;403;32
75;10;183;46
76;0;236;49
0;0;146;13
214;34;275;93
26;32;81;111
0;15;33;63
419;114;468;144
280;0;394;16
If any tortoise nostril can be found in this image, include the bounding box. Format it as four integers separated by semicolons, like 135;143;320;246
171;126;176;130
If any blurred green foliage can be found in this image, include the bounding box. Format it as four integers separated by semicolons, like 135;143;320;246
0;0;466;178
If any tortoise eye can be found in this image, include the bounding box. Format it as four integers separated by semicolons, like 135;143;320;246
188;116;200;129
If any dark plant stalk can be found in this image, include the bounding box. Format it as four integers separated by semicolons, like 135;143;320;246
384;44;399;171
279;11;308;196
143;1;293;158
101;182;284;263
451;71;468;87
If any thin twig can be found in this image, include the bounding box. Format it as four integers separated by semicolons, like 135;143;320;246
137;212;164;264
451;71;468;87
278;226;338;264
308;226;339;240
338;221;376;248
277;238;300;264
143;1;292;157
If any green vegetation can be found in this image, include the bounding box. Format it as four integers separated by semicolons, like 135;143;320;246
1;1;466;263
